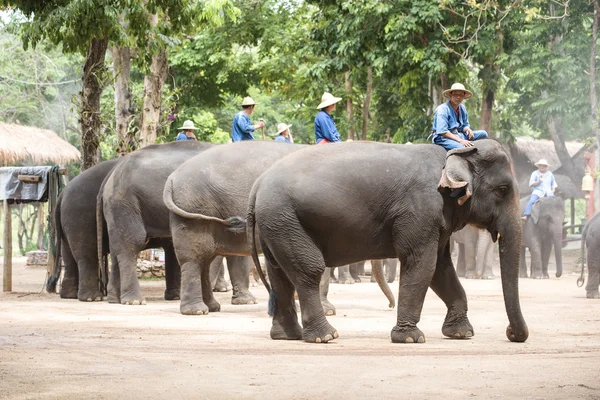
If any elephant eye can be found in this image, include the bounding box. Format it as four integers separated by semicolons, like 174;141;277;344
495;185;509;197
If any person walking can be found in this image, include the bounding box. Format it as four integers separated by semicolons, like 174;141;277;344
314;92;343;144
231;97;265;142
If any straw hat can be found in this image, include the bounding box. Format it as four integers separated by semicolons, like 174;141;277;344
276;123;292;135
241;97;257;106
316;92;343;109
534;159;550;167
443;83;473;99
178;120;199;130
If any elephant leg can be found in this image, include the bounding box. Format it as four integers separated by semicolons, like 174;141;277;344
519;248;528;278
385;258;398;283
349;263;361;283
540;240;552;279
227;256;257;305
107;252;121;304
530;243;544;279
163;242;181;300
477;230;495;279
586;248;600;299
179;257;211;315
210;256;228;292
391;241;438;344
201;258;221;313
58;240;79;299
356;261;366;276
430;243;473;339
337;265;354;284
114;248;146;305
482;238;495;279
329;267;338;284
456;243;466;277
320;268;336;316
464;239;478;279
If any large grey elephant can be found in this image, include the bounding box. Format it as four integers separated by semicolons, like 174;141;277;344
162;141;393;315
519;195;565;279
246;140;528;344
452;225;495;279
97;141;262;306
577;212;600;298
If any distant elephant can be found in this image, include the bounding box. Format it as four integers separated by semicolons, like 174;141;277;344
578;213;600;298
247;140;528;344
162;141;394;315
332;259;397;285
452;225;495;279
519;196;565;279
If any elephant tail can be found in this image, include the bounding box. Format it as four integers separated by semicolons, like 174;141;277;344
371;259;395;308
46;192;64;293
247;180;275;316
96;185;108;297
162;175;246;232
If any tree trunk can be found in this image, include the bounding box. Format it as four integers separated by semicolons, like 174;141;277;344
36;204;44;250
547;113;580;185
480;87;494;136
80;38;109;171
111;46;134;155
139;49;168;147
591;1;600;213
361;66;373;141
344;71;355;141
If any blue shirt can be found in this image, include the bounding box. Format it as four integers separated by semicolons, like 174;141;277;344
529;170;557;197
314;110;341;144
275;135;290;143
231;111;255;142
176;132;195;141
431;101;471;140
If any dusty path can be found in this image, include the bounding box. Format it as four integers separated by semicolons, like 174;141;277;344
1;256;599;400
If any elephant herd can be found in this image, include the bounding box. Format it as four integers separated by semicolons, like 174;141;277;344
47;139;536;344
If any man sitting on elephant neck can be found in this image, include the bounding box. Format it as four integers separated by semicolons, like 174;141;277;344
431;83;488;151
231;97;265;142
175;120;198;141
315;92;343;144
522;159;557;220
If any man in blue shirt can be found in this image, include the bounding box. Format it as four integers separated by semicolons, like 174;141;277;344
315;92;343;144
522;159;557;220
275;123;293;143
176;120;198;141
431;83;488;151
231;97;265;142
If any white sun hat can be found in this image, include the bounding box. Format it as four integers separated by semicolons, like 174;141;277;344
534;159;550;167
178;120;199;130
316;92;343;109
241;97;257;106
442;83;473;99
276;123;292;134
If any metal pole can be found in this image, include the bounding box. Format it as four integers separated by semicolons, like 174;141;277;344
3;199;12;292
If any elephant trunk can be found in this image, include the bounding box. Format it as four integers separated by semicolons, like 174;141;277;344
371;260;395;308
553;230;563;278
498;215;529;342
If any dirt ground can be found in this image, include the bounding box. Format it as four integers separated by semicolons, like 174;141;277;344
1;251;599;400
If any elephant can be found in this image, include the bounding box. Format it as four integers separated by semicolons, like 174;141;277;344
97;141;261;306
577;212;600;299
332;259;398;284
519;195;565;279
246;140;528;344
162;141;394;315
451;225;495;279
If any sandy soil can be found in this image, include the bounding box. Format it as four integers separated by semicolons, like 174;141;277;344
1;253;599;400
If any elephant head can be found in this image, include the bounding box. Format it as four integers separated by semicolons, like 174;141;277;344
439;140;528;343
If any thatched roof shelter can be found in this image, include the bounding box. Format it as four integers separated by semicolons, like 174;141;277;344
0;122;80;166
509;137;587;199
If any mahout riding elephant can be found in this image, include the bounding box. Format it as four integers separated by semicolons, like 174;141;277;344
162;141;393;315
451;225;495;279
577;213;600;298
97;141;261;306
519;196;565;279
246;140;528;344
47;159;120;301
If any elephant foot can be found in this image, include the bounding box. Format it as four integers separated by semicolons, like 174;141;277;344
519;273;528;278
59;279;78;298
330;277;339;284
586;290;600;299
107;293;120;304
353;277;362;283
205;298;221;312
532;274;545;280
164;289;181;301
480;274;495;280
542;274;550;279
390;325;425;343
270;318;303;340
442;316;474;339
337;278;354;285
213;283;230;292
231;288;257;305
180;301;210;315
120;291;147;306
321;298;336;316
464;272;478;279
77;286;105;302
302;320;339;343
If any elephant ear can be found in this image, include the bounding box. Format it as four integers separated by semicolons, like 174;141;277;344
531;200;541;224
438;146;478;206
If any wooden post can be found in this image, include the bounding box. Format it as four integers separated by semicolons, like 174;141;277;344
3;199;12;292
46;171;56;279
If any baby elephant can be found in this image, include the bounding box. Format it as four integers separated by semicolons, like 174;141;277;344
579;213;600;298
